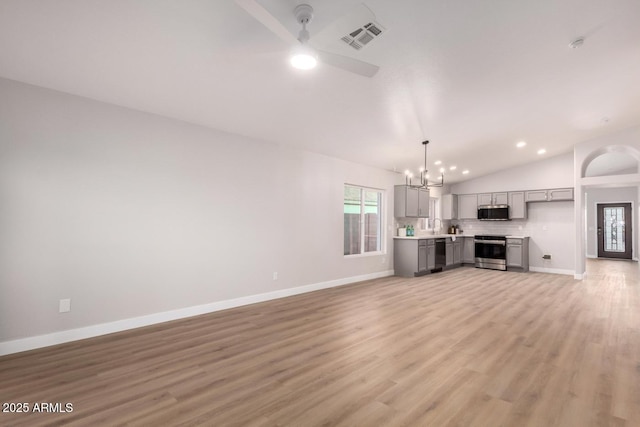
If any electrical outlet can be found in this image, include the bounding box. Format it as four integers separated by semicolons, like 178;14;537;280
542;254;551;260
272;272;278;280
59;299;71;313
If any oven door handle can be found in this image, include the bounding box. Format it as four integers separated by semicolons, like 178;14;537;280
474;240;506;245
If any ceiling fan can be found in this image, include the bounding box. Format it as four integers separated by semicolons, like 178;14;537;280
235;0;380;77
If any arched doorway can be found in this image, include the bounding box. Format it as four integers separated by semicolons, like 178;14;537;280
577;146;640;275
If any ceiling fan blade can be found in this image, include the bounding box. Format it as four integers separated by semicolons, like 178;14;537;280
235;0;299;46
317;50;379;78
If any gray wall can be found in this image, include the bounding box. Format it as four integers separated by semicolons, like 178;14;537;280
0;78;396;343
585;187;638;258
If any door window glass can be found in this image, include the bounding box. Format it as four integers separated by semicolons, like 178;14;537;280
604;207;625;252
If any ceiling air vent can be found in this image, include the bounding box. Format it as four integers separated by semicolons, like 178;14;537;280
340;21;385;50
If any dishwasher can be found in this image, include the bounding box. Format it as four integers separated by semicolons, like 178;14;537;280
434;238;446;272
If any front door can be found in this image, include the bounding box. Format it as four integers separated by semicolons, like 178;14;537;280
597;203;632;259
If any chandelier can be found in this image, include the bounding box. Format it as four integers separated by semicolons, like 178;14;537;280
404;140;444;188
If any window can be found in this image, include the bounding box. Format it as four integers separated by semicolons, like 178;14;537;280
421;196;440;230
344;185;384;256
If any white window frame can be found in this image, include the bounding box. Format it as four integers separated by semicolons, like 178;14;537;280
420;196;440;230
344;184;385;257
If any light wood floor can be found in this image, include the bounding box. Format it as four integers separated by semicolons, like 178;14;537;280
1;260;639;426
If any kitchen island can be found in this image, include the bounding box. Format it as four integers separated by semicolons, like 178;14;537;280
394;234;530;276
393;234;475;277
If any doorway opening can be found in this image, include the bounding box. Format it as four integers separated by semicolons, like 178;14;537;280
597;203;632;259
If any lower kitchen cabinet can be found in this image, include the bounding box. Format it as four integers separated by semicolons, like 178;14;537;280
506;237;530;272
394;239;424;277
394;237;465;277
417;240;427;273
463;237;475;264
427;240;435;270
453;239;462;264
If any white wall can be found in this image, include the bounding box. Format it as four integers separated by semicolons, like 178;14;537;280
585;187;638;258
573;125;640;275
450;152;576;273
451;151;574;194
0;78;396;346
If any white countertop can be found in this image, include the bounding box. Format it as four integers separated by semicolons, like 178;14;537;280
394;234;474;240
394;234;530;239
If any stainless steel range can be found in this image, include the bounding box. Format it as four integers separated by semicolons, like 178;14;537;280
474;235;507;270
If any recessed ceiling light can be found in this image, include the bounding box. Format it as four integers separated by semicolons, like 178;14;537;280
537;149;546;155
462;170;470;175
516;141;527;148
434;160;442;165
449;166;457;171
569;37;585;49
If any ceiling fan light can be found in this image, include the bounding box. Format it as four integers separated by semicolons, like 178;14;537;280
290;44;318;70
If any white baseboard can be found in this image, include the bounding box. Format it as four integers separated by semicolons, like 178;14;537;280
529;266;576;276
0;270;394;356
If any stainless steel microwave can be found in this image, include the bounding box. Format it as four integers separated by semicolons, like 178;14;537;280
477;205;510;221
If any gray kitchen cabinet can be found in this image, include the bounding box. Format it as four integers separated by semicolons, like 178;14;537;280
394;239;421;277
394;185;430;218
478;192;507;206
548;188;574;201
494;192;508;205
394;237;465;277
417;240;427;273
442;194;458;220
508;191;527;219
525;190;548;202
457;194;478;219
453;239;462;264
525;188;574;202
463;237;475;264
477;193;492;206
418;188;430;217
506;237;530;272
427;240;435;270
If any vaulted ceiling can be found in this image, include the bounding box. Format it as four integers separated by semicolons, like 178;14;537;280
1;0;639;182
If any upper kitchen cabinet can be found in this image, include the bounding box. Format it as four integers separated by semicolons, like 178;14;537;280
394;185;430;218
525;188;574;202
524;190;547;202
457;194;478;219
548;188;574;201
478;192;508;206
442;194;458;220
508;191;526;219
